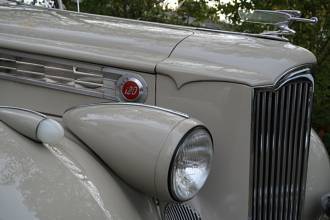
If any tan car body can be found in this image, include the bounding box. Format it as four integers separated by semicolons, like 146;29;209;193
0;4;329;220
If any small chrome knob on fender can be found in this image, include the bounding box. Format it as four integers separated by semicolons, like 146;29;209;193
321;193;330;219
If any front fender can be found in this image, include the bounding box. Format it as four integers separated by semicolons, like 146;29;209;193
303;129;330;220
0;121;160;220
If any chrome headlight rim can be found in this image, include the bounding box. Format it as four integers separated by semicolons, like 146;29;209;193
168;126;214;202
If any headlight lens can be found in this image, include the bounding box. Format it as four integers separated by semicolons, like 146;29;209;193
170;127;213;201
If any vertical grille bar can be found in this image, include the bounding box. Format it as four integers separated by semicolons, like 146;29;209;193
297;82;314;220
252;92;260;220
290;83;303;220
259;92;266;220
269;91;278;220
251;70;314;220
293;83;308;220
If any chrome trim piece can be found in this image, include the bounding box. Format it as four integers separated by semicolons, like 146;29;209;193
164;203;201;220
250;68;314;220
64;103;190;119
0;49;148;103
193;27;289;42
0;106;47;118
255;67;314;90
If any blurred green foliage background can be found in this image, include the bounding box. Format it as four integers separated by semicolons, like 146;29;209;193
62;0;330;153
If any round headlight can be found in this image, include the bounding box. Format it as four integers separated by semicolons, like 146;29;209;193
169;127;213;201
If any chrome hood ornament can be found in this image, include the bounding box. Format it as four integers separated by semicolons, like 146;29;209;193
239;10;318;38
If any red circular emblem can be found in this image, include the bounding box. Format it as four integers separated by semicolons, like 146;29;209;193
121;80;140;101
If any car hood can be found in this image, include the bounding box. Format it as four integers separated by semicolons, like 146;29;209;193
0;5;317;86
0;5;192;73
158;31;316;87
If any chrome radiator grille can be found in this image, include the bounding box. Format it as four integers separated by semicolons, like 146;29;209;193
251;70;314;220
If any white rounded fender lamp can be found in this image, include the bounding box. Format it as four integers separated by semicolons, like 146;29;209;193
36;119;64;144
0;107;64;144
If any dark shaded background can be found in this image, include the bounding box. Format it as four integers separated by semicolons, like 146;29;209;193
63;0;330;154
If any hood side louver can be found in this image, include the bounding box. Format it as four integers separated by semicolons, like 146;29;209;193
0;50;127;101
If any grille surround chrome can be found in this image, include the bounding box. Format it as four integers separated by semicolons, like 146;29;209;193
250;68;314;220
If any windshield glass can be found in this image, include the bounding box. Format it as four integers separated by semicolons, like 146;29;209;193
2;0;293;35
23;0;55;7
4;0;57;8
60;0;259;33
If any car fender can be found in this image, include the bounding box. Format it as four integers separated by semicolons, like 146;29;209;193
0;121;160;220
303;129;330;220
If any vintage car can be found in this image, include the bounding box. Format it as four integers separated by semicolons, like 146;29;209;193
0;1;329;220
